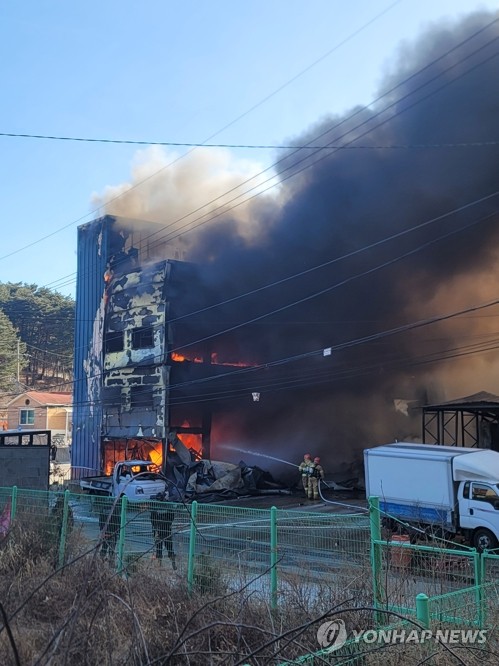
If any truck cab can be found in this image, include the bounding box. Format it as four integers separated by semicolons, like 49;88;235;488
80;460;166;501
458;479;499;551
113;461;165;501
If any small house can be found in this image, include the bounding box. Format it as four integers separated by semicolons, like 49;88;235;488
6;391;73;446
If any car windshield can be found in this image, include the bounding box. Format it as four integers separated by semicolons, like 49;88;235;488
124;464;159;480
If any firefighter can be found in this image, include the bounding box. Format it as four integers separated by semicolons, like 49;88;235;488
308;456;325;500
150;491;177;570
298;454;314;495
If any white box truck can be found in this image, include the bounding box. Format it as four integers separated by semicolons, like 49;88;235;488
364;443;499;551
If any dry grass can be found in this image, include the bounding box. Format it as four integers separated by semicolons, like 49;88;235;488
0;518;496;665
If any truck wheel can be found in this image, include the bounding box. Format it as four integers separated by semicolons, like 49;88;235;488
473;528;498;552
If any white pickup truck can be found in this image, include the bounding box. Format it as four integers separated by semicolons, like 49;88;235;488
80;460;166;502
364;443;499;551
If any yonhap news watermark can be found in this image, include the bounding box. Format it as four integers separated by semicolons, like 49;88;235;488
316;619;487;651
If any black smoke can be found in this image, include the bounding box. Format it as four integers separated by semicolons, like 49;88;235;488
171;11;499;472
93;11;498;475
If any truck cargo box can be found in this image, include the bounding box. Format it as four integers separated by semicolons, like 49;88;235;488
364;443;469;527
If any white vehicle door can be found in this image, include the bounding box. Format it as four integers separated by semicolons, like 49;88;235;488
115;464;132;497
459;481;499;535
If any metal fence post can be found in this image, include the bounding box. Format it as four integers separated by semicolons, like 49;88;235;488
10;486;17;521
369;496;384;624
473;550;484;628
416;593;430;629
116;496;128;574
187;500;198;593
479;551;487;628
270;505;278;611
57;490;71;568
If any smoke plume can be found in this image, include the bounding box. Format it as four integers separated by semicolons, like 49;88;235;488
95;11;499;473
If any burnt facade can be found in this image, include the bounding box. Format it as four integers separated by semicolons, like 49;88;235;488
72;215;218;476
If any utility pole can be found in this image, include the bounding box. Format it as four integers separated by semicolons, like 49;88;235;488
17;338;20;383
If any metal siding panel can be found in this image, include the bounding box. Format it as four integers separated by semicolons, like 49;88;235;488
72;217;111;476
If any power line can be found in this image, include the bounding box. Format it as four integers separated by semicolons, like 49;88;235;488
0;0;402;265
161;296;499;395
139;192;499;326
23;341;73;359
3;130;499;151
8;297;499;408
145;203;497;353
143;30;499;254
6;189;499;373
5;20;499;407
39;16;499;296
10;237;499;404
164;210;498;358
55;15;499;294
44;194;499;359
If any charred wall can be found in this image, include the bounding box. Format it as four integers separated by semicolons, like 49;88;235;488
102;262;169;440
72;216;239;474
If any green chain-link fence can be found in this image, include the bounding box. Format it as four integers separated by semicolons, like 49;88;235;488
1;485;498;652
369;496;499;630
0;486;372;610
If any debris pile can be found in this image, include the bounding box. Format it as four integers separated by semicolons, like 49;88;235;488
166;435;287;502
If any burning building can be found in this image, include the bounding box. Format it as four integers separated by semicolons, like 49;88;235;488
72;214;258;477
74;11;499;480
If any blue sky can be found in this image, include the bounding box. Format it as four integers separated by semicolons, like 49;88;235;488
0;0;497;295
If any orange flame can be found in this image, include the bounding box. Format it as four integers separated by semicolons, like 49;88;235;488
102;438;163;475
171;351;254;367
176;420;202;456
171;352;203;363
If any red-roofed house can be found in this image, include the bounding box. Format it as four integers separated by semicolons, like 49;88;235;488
5;392;73;445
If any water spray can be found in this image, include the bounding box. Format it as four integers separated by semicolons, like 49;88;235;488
218;445;297;469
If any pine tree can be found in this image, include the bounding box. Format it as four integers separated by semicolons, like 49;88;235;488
0;282;74;386
0;309;25;392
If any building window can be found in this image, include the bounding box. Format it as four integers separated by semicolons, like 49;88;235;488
105;331;124;353
19;409;35;425
130;386;153;408
131;326;154;349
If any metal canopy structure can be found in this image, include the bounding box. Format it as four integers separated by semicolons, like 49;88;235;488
422;391;499;450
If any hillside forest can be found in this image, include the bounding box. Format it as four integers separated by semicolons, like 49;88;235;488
0;282;75;395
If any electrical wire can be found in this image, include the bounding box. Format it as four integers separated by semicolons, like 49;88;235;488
142;31;499;255
162;210;499;358
7;292;499;408
20;184;498;365
19;326;499;410
3;131;499;151
0;0;403;265
11;203;499;401
6;19;499;409
6;202;495;410
41;16;499;293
